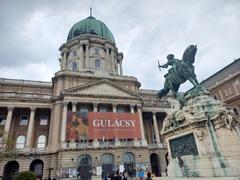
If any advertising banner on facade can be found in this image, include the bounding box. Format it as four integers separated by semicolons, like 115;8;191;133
88;112;141;139
66;112;88;140
66;112;141;140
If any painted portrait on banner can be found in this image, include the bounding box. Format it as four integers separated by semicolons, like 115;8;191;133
66;112;89;140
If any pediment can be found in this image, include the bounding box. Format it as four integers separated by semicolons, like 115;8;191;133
61;79;140;99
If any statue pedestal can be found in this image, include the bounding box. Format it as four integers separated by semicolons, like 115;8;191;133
162;93;240;178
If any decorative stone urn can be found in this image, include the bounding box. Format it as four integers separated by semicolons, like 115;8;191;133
161;89;240;178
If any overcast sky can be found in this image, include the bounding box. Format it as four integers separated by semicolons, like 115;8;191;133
0;0;239;91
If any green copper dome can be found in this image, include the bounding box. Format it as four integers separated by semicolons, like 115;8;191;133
67;16;115;43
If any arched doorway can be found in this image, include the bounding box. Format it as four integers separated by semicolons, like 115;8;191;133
30;159;44;179
150;153;161;177
78;154;91;180
3;160;19;180
101;153;114;178
122;152;136;177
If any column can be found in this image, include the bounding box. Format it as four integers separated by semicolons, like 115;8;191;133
61;102;68;143
26;107;36;151
47;107;53;148
72;102;77;112
93;102;99;147
93;103;98;112
63;52;67;70
153;112;161;146
4;106;14;138
85;44;90;71
79;45;83;71
48;102;61;152
119;59;123;76
130;104;135;114
137;105;147;146
112;103;117;113
110;51;114;73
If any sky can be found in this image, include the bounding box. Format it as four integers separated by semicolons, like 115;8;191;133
0;0;239;91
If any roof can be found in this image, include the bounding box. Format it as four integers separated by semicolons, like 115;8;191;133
201;58;240;88
67;16;115;43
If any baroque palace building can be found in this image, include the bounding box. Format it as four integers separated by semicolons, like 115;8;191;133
201;58;240;115
0;15;170;180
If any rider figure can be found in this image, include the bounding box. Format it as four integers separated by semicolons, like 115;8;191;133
159;54;180;77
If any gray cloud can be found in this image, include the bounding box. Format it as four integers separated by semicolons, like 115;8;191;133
0;0;239;91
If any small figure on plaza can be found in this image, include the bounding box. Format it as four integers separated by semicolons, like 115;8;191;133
157;45;199;99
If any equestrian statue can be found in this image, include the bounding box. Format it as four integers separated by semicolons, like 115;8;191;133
157;45;199;99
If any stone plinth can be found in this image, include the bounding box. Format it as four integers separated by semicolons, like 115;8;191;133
162;91;240;178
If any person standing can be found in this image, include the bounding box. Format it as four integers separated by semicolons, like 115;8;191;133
138;169;144;180
145;172;152;180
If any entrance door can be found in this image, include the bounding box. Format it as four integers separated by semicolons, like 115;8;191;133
150;153;161;177
122;152;136;177
102;164;114;178
30;159;44;179
78;154;91;180
3;161;19;180
101;153;114;179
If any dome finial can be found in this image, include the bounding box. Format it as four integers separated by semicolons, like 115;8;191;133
90;7;92;17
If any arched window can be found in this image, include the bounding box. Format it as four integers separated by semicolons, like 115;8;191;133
37;135;46;149
100;153;114;164
0;115;6;125
78;154;91;166
16;135;25;149
122;152;135;163
95;59;101;70
40;115;48;125
71;62;78;71
19;116;28;126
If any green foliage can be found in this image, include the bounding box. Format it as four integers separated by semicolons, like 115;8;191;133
14;171;36;180
0;129;17;158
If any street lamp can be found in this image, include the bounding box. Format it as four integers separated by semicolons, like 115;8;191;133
47;168;53;180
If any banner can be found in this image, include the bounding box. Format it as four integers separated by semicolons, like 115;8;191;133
66;112;141;140
66;112;88;140
88;112;141;139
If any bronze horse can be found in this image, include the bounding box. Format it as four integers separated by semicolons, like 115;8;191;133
157;45;199;99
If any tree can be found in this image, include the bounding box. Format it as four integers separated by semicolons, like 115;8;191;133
14;171;36;180
0;129;16;158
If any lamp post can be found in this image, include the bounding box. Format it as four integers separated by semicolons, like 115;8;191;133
47;168;53;180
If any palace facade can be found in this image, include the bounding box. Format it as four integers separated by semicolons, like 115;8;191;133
0;15;170;179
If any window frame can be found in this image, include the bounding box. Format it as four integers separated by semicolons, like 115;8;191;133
71;61;78;71
16;135;26;149
39;115;48;126
0;115;6;126
37;135;46;149
95;59;101;70
19;115;28;126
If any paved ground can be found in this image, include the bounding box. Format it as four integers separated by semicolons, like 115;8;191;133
61;176;240;180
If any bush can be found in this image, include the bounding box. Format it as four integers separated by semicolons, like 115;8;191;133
14;171;36;180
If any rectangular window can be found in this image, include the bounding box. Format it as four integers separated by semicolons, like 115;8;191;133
73;50;77;57
95;59;101;70
40;116;48;125
20;116;28;126
224;87;233;96
94;48;100;55
0;115;6;125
